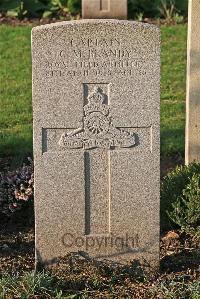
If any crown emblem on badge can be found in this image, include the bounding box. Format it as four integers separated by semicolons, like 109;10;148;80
84;87;109;116
59;87;136;150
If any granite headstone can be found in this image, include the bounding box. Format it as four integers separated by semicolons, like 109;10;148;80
186;0;200;164
32;20;160;271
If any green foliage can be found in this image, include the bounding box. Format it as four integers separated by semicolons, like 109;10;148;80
168;174;200;235
128;0;188;19
0;0;187;20
174;0;188;16
158;0;176;23
128;0;158;19
0;0;47;19
42;0;69;19
0;0;70;19
24;0;47;17
0;271;61;298
156;0;188;18
173;13;184;24
161;163;200;232
149;277;200;299
67;0;81;15
0;0;80;18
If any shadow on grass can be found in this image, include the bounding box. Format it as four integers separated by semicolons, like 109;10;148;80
161;127;185;157
0;134;33;159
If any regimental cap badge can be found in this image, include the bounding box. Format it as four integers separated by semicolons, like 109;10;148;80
59;86;136;150
84;87;109;116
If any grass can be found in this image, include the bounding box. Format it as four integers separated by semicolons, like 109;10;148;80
161;24;187;156
0;270;200;298
0;25;32;156
0;24;187;157
0;271;59;298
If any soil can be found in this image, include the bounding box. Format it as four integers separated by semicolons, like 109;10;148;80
0;227;199;274
0;226;199;297
0;15;69;26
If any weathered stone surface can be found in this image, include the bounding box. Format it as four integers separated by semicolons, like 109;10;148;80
82;0;127;19
185;0;200;164
32;20;160;271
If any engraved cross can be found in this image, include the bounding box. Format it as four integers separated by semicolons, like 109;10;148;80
59;87;136;236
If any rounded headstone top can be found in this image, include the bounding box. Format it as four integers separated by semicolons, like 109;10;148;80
32;19;160;34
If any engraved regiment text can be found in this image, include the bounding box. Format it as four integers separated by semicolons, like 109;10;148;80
44;37;150;78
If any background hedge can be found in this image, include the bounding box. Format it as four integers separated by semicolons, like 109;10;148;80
0;0;188;19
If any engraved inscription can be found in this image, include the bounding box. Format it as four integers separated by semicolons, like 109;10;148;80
43;35;155;78
59;87;136;150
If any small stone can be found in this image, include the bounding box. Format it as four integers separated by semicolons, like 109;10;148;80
162;231;179;241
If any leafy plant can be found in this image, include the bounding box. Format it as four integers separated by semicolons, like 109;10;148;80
168;174;200;235
157;0;187;23
128;0;158;19
0;0;187;20
0;0;26;18
24;0;47;17
149;277;200;299
135;12;144;22
0;0;47;19
174;0;188;17
67;0;81;15
158;0;176;23
128;0;187;20
173;12;184;24
42;0;69;19
0;271;59;298
161;163;200;232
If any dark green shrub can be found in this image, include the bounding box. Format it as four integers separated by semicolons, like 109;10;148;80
42;0;68;19
67;0;81;15
0;0;187;19
155;0;188;17
156;0;188;22
168;174;200;235
174;0;188;16
0;0;71;19
161;163;200;232
0;0;47;18
24;0;47;17
128;0;188;19
128;0;158;19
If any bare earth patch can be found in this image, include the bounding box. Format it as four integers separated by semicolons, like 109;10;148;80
0;227;199;298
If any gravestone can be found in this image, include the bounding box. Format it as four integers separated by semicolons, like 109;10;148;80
185;0;200;164
32;20;160;271
82;0;127;19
